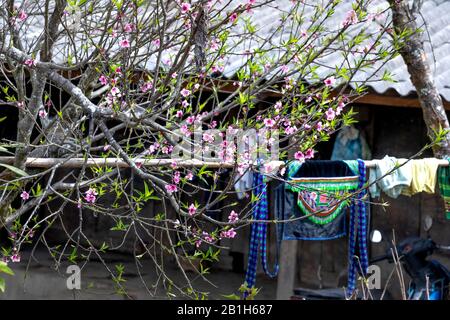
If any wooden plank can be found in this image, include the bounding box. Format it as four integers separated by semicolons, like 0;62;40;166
356;93;450;110
276;240;298;300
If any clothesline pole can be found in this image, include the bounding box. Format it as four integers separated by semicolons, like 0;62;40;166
0;157;448;169
0;157;236;169
364;159;450;168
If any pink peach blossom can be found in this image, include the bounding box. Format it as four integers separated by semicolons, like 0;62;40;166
295;151;305;162
324;76;336;87
18;10;28;22
325;108;336;121
165;184;178;194
188;203;197;216
38;109;47;118
229;12;238;23
141;82;153;93
20;191;30;201
84;188;98;204
305;148;315;159
264;118;276;128
228;210;239;223
24;58;36;68
180;88;191;97
220;228;237;239
119;38;130;48
181;2;191;14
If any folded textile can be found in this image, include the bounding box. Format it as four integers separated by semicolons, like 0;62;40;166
368;155;412;198
438;158;450;220
401;158;440;196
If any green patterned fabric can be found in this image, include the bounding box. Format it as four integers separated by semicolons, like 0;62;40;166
343;160;359;176
438;158;450;220
287;160;303;178
285;176;359;225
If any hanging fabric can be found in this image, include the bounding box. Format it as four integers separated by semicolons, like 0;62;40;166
438;157;450;220
276;160;358;240
275;159;369;295
401;158;440;196
244;170;279;297
234;169;253;200
368;155;412;198
346;159;369;295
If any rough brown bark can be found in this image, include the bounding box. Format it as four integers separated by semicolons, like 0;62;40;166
390;0;450;158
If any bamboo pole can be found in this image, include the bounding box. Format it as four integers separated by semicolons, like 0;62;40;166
0;157;236;168
0;157;448;169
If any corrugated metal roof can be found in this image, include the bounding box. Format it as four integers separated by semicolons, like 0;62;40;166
219;0;450;102
366;0;450;101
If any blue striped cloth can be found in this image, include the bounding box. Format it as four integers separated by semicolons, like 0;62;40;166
244;171;279;297
347;159;369;295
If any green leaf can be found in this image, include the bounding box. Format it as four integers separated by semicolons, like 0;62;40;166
32;183;43;197
99;242;109;253
222;293;241;300
155;212;165;221
69;247;77;264
110;219;129;231
112;0;123;9
0;163;29;177
0;262;14;276
0;278;4;293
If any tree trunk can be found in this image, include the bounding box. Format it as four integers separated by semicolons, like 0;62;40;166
390;0;450;158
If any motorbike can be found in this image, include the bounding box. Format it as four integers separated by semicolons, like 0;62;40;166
291;227;450;300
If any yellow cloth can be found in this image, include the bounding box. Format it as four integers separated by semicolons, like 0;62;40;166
402;158;440;196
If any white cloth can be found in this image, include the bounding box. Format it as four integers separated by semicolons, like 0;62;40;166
234;170;253;199
368;155;413;198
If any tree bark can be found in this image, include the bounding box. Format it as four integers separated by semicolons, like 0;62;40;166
390;0;450;158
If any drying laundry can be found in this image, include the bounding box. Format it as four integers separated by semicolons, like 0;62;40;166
368;155;412;198
276;160;358;240
401;158;440;196
234;169;253;200
244;171;279;297
438;158;450;220
275;160;369;295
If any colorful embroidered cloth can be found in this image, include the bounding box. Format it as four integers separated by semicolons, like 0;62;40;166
277;160;357;240
286;176;359;225
438;158;450;220
276;160;369;295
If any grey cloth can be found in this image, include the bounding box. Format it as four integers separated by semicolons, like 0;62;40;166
234;169;253;199
368;155;412;198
